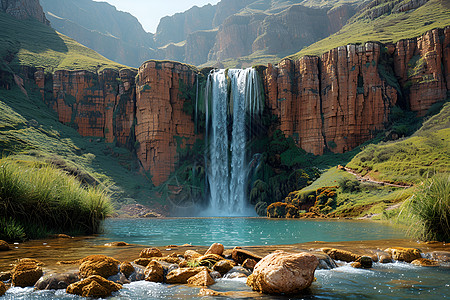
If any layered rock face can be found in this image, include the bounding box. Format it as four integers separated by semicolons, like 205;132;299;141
1;0;49;24
40;68;136;146
264;27;449;155
135;61;197;186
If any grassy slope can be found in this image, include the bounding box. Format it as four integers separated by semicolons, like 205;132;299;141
347;102;450;184
292;102;449;219
0;11;127;72
0;12;159;211
289;0;450;59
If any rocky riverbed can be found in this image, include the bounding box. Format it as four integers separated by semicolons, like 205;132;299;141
0;237;449;298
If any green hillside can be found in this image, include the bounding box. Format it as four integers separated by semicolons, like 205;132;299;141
289;0;450;59
0;11;127;73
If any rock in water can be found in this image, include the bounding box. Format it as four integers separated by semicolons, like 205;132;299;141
12;261;43;287
66;275;122;298
247;251;318;295
166;267;208;284
231;248;262;264
385;247;422;263
0;281;6;296
187;270;215;286
144;261;164;283
0;240;10;251
320;248;360;262
35;273;79;290
205;243;224;256
411;258;440;267
213;260;235;275
78;255;120;278
140;247;162;258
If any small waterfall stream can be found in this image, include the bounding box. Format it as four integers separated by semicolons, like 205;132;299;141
205;68;263;216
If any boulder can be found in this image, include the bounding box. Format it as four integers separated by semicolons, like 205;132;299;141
321;248;360;262
35;273;79;290
120;262;135;278
385;247;422;263
78;255;120;278
184;250;202;260
224;266;252;279
355;256;373;269
0;281;6;296
144;261;164;283
140;247;162;258
231;248;262;264
411;258;440;267
209;271;221;280
213;260;235;275
107;273;129;285
314;253;337;269
166;267;208;284
242;259;257;271
247;251;318;295
128;264;145;282
0;240;10;251
197;254;223;267
66;275;122;298
205;243;224;256
0;271;11;281
187;270;215;286
12;261;43;287
133;258;153;267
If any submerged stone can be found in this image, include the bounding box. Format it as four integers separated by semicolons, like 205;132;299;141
321;248;360;262
0;240;10;251
35;273;79;290
411;258;440;267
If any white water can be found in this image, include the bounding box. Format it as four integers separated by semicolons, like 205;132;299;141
205;68;263;216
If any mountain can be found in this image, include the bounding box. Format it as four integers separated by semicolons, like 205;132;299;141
40;0;156;68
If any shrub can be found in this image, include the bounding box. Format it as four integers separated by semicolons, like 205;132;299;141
404;174;450;242
255;201;268;216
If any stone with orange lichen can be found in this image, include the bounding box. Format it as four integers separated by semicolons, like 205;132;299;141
66;275;122;298
187;270;215;286
139;247;162;258
78;255;120;279
12;261;43;287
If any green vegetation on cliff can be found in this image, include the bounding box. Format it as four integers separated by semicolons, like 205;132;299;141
0;11;127;72
289;0;450;59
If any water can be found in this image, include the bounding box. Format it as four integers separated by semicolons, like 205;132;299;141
205;68;262;216
97;218;407;247
1;218;448;299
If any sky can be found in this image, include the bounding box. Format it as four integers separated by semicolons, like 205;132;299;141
95;0;221;33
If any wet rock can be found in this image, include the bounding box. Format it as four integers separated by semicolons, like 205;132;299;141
198;288;230;297
166;267;208;284
209;271;221;280
139;247;162;258
184;250;202;260
0;281;6;296
321;248;360;262
351;262;363;268
154;256;180;264
242;259;257;271
144;261;164;283
12;261;43;287
0;271;11;281
133;258;153;267
107;273;129;284
78;255;120;279
231;248;262;264
120;262;135;278
17;258;44;266
0;240;10;251
355;256;373;269
187;270;215;286
197;254;223;267
49;234;72;239
385;247;422;263
105;241;129;247
205;243;224;256
213;260;235;275
66;275;122;298
128;264;145;282
35;273;79;290
247;251;318;295
224;266;252;279
411;258;440;267
314;253;337;270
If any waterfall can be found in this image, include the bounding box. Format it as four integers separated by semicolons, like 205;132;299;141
205;68;263;216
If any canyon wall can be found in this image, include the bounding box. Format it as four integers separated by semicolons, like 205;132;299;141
1;0;49;24
16;27;450;186
264;27;449;155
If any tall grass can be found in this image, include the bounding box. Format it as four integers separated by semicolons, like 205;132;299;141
403;174;450;242
0;158;112;241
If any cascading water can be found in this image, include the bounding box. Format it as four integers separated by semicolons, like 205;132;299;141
204;68;263;216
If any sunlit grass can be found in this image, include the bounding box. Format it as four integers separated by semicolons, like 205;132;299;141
0;158;113;241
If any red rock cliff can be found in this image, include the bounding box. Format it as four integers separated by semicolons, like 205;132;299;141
135;61;198;186
264;27;449;155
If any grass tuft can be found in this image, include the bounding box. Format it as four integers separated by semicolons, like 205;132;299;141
403;174;450;242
